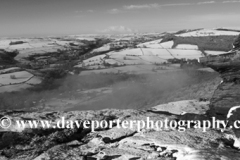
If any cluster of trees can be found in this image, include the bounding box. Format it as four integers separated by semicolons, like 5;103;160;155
233;34;240;49
0;49;19;65
9;41;25;45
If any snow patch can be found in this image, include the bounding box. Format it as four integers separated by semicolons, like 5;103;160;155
91;44;111;53
175;44;199;50
204;50;228;56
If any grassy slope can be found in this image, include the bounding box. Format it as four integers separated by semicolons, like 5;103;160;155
161;35;238;52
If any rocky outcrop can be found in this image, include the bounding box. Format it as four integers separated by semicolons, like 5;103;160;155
0;107;239;160
226;106;240;149
208;75;240;119
206;34;240;119
203;36;240;151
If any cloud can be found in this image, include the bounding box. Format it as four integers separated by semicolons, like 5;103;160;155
110;2;221;14
124;3;159;10
123;3;195;10
186;13;240;26
87;10;94;13
75;10;83;13
197;1;216;5
97;26;135;33
75;10;94;14
160;3;192;7
108;9;120;14
222;0;240;3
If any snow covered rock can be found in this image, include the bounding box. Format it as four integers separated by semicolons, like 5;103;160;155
226;106;240;149
150;100;209;115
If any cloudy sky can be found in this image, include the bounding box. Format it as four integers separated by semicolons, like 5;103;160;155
0;0;240;37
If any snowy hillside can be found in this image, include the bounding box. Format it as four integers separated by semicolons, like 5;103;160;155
176;29;240;37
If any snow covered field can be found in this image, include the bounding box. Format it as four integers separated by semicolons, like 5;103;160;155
137;40;174;49
0;71;42;93
90;44;111;53
79;64;181;75
177;29;240;37
76;46;204;74
137;39;162;48
170;50;203;59
15;46;64;60
174;44;199;50
75;37;96;41
0;67;21;74
204;50;228;56
108;48;202;59
0;38;84;60
0;39;32;49
78;48;203;67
